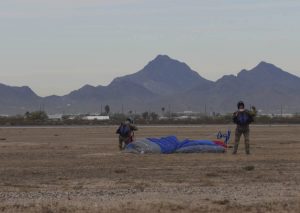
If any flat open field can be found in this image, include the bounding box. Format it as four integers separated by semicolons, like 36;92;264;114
0;125;300;212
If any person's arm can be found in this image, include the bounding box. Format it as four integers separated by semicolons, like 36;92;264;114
250;106;257;117
245;108;256;123
247;106;257;119
116;123;122;134
130;124;138;131
232;111;238;124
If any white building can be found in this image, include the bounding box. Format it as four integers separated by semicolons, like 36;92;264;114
83;115;110;121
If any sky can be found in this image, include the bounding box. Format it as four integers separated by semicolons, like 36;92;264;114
0;0;300;96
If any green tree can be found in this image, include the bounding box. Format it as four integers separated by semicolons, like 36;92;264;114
105;105;110;115
25;111;48;121
150;112;159;121
142;112;149;120
161;107;165;116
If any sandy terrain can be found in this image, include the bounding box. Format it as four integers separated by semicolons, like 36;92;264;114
0;125;300;212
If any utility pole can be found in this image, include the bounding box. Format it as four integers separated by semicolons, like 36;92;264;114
281;105;283;117
204;104;207;116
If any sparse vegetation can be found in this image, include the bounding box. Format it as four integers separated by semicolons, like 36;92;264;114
0;125;299;212
243;165;255;171
1;111;300;126
104;105;110;115
25;111;48;122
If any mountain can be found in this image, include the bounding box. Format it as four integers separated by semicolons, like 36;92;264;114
0;83;41;115
182;61;300;113
62;80;156;113
111;55;212;95
0;56;300;115
42;55;212;114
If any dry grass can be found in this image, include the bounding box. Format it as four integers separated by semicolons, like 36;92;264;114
0;125;300;212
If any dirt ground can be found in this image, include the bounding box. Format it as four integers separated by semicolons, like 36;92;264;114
0;125;300;212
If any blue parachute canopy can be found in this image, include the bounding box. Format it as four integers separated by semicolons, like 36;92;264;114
147;136;180;154
124;131;230;154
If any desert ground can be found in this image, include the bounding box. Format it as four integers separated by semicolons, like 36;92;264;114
0;125;299;212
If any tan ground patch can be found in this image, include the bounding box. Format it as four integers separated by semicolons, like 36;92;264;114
0;125;299;212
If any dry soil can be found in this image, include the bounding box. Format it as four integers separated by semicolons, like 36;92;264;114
0;125;299;212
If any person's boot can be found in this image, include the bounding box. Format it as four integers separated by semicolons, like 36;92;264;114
245;144;250;155
232;143;239;154
119;142;123;151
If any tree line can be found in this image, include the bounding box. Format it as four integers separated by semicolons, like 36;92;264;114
0;110;300;126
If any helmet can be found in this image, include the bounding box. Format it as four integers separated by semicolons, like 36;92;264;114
237;101;245;109
126;117;133;124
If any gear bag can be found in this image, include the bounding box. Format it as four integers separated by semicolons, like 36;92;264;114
236;111;253;125
117;123;131;137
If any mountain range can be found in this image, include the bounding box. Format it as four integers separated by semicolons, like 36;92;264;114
1;55;300;115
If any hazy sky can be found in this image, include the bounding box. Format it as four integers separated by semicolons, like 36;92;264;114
1;0;300;96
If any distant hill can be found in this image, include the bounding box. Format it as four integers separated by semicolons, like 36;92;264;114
180;61;300;113
0;83;41;115
0;56;300;115
112;55;212;96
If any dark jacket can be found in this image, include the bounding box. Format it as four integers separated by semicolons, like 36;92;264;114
116;123;138;143
233;108;257;127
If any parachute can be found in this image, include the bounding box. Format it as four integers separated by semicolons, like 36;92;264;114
124;130;231;154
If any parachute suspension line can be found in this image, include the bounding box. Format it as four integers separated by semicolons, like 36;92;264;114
217;130;231;145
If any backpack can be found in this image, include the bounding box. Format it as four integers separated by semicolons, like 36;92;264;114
117;123;131;137
236;111;253;125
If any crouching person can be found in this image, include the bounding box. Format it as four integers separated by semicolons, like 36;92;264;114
116;118;138;150
232;101;257;155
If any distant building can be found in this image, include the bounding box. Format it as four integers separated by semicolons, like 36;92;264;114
174;116;190;120
259;113;294;118
158;116;169;120
48;114;63;120
83;115;110;121
183;111;194;114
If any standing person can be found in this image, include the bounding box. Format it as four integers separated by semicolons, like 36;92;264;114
116;118;138;150
232;101;257;155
